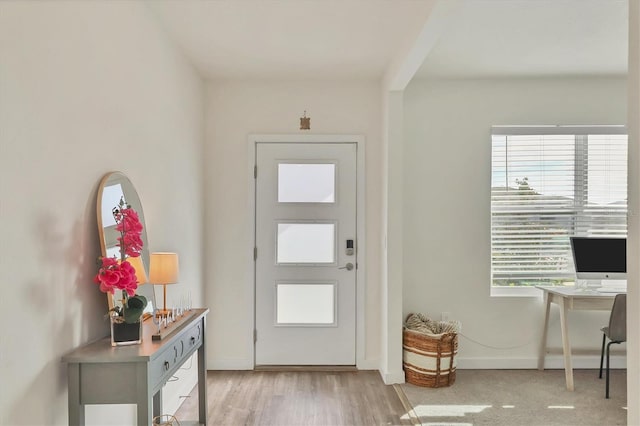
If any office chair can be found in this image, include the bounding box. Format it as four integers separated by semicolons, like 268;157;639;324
598;293;626;399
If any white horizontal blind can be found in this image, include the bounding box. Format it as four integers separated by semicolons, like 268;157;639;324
491;127;627;287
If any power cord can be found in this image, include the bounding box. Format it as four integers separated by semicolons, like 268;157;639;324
167;354;195;383
458;316;559;350
180;355;193;370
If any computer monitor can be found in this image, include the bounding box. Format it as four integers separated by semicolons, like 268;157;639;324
569;237;626;281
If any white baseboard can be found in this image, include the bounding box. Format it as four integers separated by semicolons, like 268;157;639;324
206;356;626;374
207;358;254;370
357;358;380;371
457;355;627;370
208;358;380;371
380;369;406;384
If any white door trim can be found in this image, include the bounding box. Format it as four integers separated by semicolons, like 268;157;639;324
247;134;366;368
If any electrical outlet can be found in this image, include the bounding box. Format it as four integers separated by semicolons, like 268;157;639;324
441;312;450;321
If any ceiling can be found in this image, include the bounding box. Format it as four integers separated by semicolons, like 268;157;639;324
147;0;436;80
148;0;629;82
416;0;628;79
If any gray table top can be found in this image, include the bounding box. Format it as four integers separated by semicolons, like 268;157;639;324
62;308;209;364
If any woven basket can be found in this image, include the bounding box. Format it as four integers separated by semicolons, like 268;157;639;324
152;415;180;426
403;328;458;388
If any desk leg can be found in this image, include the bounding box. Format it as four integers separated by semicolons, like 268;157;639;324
135;362;152;425
538;292;551;370
153;389;163;420
558;297;574;391
197;339;208;424
67;363;85;426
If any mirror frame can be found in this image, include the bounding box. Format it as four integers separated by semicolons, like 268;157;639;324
96;171;156;318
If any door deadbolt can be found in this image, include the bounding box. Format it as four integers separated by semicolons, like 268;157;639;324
346;239;354;256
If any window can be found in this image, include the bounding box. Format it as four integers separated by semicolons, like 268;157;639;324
491;126;627;290
278;163;336;203
276;283;336;325
276;222;336;264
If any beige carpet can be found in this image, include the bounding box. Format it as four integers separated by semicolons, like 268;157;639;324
398;369;627;426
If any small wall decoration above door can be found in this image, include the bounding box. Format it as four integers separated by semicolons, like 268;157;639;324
300;110;310;130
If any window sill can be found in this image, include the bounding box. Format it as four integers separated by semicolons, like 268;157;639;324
490;286;545;298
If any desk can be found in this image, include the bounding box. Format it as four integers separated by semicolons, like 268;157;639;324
536;287;616;391
62;308;208;425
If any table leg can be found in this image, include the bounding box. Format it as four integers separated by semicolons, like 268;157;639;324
135;362;152;425
67;363;85;426
558;297;574;391
538;291;551;370
153;388;163;420
197;336;208;425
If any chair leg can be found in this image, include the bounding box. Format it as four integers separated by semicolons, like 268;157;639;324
599;333;606;379
606;341;616;399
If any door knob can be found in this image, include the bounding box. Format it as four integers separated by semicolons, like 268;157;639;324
338;263;354;271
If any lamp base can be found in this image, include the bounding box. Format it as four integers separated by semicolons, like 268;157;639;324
154;284;171;318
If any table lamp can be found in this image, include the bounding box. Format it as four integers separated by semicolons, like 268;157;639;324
127;255;152;314
149;252;179;316
127;255;148;285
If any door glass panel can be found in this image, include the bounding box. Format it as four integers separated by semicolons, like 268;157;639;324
278;163;335;203
277;223;335;263
277;283;335;324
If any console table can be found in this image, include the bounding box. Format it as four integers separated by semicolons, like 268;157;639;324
62;308;209;426
536;287;617;391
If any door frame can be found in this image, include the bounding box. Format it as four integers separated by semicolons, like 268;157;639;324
247;134;366;368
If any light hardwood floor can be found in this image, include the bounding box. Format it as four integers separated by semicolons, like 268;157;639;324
174;370;414;425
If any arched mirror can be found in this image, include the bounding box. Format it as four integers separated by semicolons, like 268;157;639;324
97;171;156;318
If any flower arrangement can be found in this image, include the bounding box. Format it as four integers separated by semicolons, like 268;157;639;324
94;197;147;324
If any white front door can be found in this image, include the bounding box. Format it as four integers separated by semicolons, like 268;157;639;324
255;142;357;365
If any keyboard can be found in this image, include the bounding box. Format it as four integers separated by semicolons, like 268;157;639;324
595;287;627;293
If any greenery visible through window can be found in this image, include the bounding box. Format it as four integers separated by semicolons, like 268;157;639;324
491;126;627;287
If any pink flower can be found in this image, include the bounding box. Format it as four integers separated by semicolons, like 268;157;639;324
113;207;144;258
119;233;143;258
93;258;140;296
94;203;145;304
116;208;143;234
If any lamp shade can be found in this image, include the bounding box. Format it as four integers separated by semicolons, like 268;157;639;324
127;255;148;285
149;252;179;285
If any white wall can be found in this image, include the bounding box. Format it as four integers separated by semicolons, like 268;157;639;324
627;1;640;422
403;77;627;367
380;90;406;383
204;80;382;369
0;2;204;424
